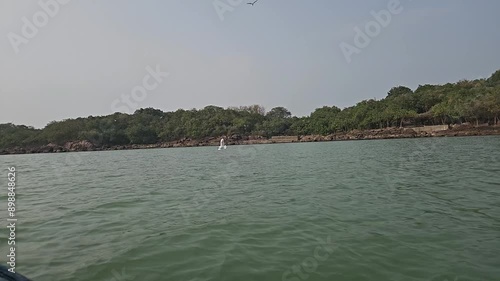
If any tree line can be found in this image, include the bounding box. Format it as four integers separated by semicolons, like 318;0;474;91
1;70;499;149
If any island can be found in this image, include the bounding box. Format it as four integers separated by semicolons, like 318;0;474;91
1;70;499;155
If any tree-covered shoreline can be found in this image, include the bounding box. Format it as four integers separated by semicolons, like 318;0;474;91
1;70;499;151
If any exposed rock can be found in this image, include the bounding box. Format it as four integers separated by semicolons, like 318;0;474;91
271;136;299;143
64;140;94;151
1;126;500;155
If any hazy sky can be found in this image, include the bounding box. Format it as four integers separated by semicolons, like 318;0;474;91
1;0;499;128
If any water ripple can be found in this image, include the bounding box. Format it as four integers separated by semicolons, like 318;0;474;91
0;136;499;281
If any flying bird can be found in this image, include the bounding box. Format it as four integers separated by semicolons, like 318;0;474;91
247;0;258;6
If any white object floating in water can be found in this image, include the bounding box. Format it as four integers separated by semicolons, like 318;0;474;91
218;138;227;150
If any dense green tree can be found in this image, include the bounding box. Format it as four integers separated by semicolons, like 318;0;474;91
485;88;500;124
266;107;291;119
1;70;499;150
486;70;500;86
308;106;341;134
387;86;412;98
0;124;40;148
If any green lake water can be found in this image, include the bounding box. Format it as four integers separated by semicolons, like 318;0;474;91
0;136;499;281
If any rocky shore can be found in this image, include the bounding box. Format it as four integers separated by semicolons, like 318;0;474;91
1;124;499;155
